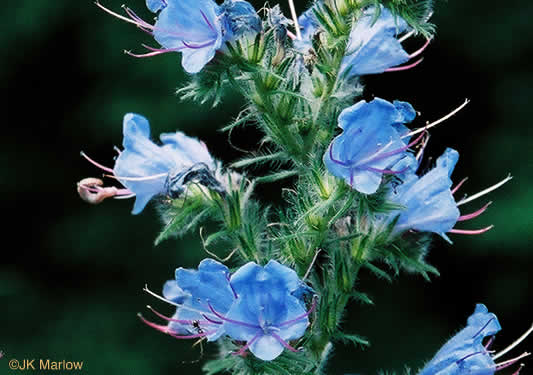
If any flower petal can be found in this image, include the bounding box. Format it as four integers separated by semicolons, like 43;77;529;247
249;335;285;361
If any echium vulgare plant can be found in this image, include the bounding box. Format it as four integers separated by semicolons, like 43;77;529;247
77;0;531;373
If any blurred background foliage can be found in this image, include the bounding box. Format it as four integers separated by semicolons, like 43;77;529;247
1;0;531;374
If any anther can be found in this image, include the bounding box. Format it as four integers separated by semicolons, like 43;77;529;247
493;323;533;360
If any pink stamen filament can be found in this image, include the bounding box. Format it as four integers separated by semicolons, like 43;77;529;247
233;333;261;356
276;297;317;328
95;1;154;30
511;364;525;375
146;305;214;326
207;301;261;329
271;332;300;353
361;130;426;165
458;201;492;222
385;58;423;72
330;130;425;172
287;30;297;40
409;38;432;59
125;48;183;58
448;225;494;235
495;352;531;371
452;177;469;194
138;313;214;339
493;323;533;360
122;5;154;30
80;151;114;173
485;336;495;350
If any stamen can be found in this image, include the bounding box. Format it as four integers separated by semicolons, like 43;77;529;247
143;284;180;307
495;352;531;370
287;30;297;40
457;174;513;207
452;177;469;194
271;332;300;352
402;99;470;139
288;0;302;40
277;296;317;328
125;49;181;58
409;38;432;59
146;305;196;325
416;133;430;161
398;30;415;43
457;201;492;222
113;146;122;155
493;323;533;360
385;58;423;72
232;333;261;356
207;301;261;329
122;5;154;30
139;313;214;339
511;363;525;375
485;336;496;350
80;151;114;173
94;1;154;29
303;250;322;281
448;226;494;235
362;130;426;166
106;172;168;181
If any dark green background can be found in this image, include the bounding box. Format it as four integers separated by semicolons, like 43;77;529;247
1;0;532;374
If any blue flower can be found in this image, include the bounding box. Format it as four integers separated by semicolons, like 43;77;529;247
141;259;315;361
160;258;237;341
384;147;510;241
97;0;260;73
417;304;522;375
386;148;461;240
323;98;418;195
113;113;222;214
220;0;262;38
340;6;428;77
149;0;225;73
210;260;314;361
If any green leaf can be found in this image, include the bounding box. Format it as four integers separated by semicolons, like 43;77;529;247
256;170;298;184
